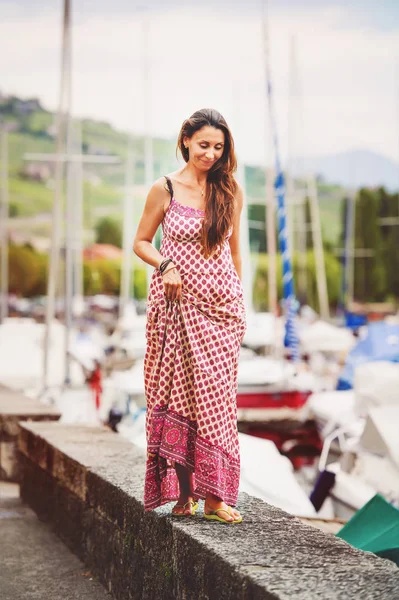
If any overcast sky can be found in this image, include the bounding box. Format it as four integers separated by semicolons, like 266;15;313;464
1;0;398;166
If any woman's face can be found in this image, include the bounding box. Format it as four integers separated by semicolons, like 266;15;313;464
184;126;225;171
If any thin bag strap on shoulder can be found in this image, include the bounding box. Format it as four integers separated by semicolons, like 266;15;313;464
164;175;174;199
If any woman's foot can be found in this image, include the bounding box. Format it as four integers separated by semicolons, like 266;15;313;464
204;494;242;523
172;463;198;516
172;496;198;516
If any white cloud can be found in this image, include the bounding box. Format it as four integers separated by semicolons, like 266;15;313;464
0;4;398;167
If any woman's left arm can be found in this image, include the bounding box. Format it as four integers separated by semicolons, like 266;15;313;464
228;184;244;280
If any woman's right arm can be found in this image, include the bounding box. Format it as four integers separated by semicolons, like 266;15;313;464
133;178;182;301
133;178;168;268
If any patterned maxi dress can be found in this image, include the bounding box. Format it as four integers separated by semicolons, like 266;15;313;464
143;181;247;510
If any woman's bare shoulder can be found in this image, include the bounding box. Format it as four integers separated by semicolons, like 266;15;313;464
142;177;170;216
151;176;169;194
233;180;244;208
148;176;175;214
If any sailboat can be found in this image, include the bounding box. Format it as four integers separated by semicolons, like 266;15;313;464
230;10;325;469
311;383;399;520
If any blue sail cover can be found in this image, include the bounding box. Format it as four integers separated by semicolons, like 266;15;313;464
337;322;399;390
266;71;300;361
274;172;300;361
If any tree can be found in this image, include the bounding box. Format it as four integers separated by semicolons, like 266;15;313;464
83;261;102;296
378;188;399;299
252;250;341;313
9;202;19;217
4;245;42;296
28;252;48;296
133;267;148;300
94;216;122;248
353;189;386;302
248;204;267;254
98;261;120;295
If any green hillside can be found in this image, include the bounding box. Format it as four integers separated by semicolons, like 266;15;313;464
1;93;345;247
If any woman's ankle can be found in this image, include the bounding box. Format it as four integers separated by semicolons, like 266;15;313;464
205;493;224;507
178;492;193;501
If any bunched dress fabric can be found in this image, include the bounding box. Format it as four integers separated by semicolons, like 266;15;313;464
144;195;246;510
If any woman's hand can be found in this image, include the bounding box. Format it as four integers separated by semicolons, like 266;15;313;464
162;265;182;302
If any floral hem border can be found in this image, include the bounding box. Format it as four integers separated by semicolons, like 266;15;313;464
144;405;240;510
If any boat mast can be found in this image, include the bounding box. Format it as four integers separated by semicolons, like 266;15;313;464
347;191;356;309
141;12;153;293
261;0;300;361
396;58;399;198
261;3;278;319
376;59;399;298
71;121;84;315
265;167;277;316
0;126;9;324
119;137;135;320
36;0;120;389
287;36;308;304
286;35;297;261
335;190;375;309
43;0;70;390
232;83;253;314
237;162;253;314
307;174;330;320
288;36;329;319
64;5;74;384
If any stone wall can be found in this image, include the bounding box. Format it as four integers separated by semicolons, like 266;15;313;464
0;385;60;481
19;421;399;600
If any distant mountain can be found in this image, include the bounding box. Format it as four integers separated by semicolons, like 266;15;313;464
298;150;399;192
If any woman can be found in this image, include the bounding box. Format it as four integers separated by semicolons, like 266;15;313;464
133;108;246;523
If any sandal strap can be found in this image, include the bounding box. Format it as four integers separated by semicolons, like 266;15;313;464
214;508;233;519
173;500;197;513
205;505;241;520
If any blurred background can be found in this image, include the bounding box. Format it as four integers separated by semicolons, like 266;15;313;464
0;0;399;532
1;0;398;307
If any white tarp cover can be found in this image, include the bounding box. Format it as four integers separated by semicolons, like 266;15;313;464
300;320;355;354
354;361;399;414
242;312;284;349
0;319;104;390
308;390;357;429
239;432;316;517
360;405;399;470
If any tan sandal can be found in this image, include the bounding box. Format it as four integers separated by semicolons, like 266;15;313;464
172;500;199;517
204;505;242;524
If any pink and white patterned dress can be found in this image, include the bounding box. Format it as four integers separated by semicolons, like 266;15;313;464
143;182;246;510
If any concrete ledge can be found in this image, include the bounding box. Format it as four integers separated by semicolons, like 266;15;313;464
19;421;399;600
0;385;60;481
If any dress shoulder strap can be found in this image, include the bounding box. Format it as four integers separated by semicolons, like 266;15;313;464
164;175;174;199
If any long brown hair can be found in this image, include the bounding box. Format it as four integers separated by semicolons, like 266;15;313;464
177;108;237;258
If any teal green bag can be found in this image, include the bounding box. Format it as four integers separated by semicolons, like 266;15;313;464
336;494;399;566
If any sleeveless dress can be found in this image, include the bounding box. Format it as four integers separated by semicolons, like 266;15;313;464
143;180;246;510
